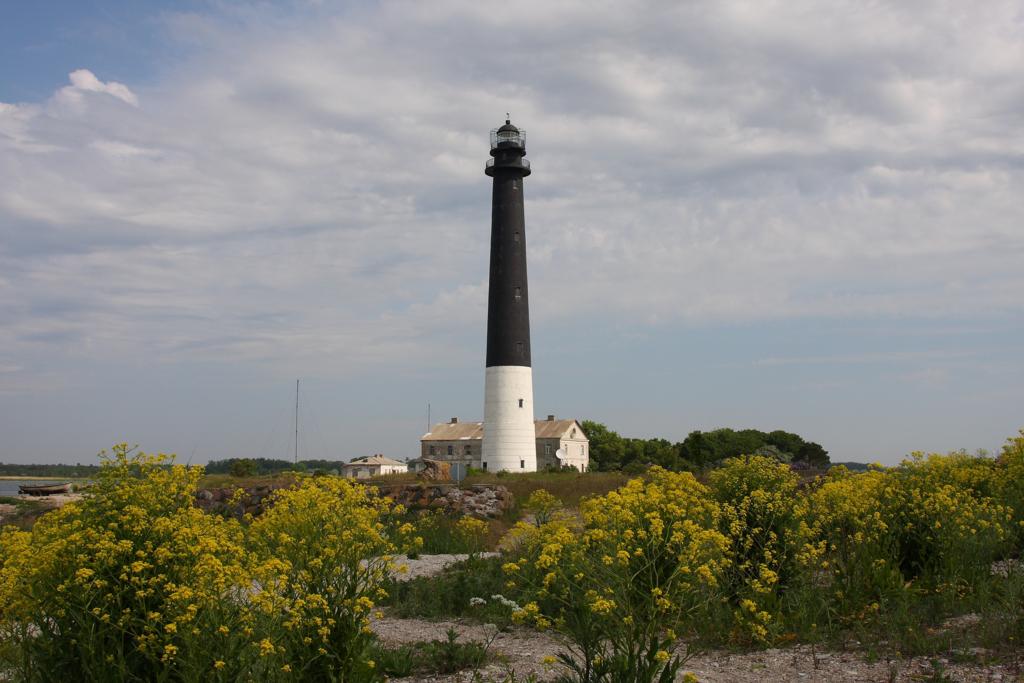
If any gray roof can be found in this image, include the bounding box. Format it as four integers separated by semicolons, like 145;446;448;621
421;421;484;441
344;454;407;467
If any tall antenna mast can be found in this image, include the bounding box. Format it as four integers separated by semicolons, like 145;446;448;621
427;402;431;432
294;379;299;464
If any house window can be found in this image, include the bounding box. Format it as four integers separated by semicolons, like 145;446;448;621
518;398;524;408
464;445;471;455
581;445;584;455
571;428;576;438
482;462;487;471
545;443;551;455
447;445;453;456
429;445;436;455
520;460;525;469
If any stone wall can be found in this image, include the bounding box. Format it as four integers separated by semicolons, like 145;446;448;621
375;484;513;519
194;482;513;519
194;484;289;517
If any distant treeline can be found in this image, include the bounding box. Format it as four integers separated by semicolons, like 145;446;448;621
581;422;830;473
204;458;351;477
0;463;101;478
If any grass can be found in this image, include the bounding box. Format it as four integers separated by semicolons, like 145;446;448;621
369;628;491;676
383;555;513;623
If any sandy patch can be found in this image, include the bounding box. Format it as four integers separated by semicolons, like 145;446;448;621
390;553;499;582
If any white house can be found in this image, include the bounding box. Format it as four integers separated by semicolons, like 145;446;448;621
341;454;408;479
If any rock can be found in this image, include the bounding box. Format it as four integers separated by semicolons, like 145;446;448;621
416;459;452;481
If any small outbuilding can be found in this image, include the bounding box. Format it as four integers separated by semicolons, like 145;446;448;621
341;454;408;479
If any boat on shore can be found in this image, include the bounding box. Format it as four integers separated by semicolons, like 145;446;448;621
18;482;72;496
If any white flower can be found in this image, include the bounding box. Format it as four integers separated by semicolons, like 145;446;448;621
490;594;520;609
469;597;487;606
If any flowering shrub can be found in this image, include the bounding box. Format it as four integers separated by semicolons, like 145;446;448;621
0;445;413;682
883;458;1012;587
504;467;729;682
998;430;1024;551
520;489;563;527
707;455;811;643
0;445;276;681
248;475;417;681
408;510;487;556
806;468;901;617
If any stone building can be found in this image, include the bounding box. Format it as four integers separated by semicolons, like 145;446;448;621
420;416;589;472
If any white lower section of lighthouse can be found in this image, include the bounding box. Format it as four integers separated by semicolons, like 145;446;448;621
482;366;537;472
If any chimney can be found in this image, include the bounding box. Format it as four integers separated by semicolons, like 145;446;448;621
547;414;555;421
451;417;459;424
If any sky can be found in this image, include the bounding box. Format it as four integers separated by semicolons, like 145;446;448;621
1;1;1022;466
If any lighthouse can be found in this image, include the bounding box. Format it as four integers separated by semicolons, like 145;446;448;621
482;118;536;472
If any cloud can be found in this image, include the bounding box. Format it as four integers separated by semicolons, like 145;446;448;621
59;69;139;107
1;0;1023;388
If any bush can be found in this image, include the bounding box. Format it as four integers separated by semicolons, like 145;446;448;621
504;467;729;682
248;476;417;681
998;431;1024;552
520;489;563;527
0;445;274;682
409;511;488;556
0;445;415;682
707;455;811;643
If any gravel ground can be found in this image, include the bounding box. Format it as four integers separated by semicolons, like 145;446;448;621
390;553;499;582
377;555;1024;683
373;616;1023;683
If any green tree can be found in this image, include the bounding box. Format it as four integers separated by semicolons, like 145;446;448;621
580;421;626;472
229;458;258;477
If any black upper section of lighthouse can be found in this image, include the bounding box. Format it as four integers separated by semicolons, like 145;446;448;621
485;119;532;368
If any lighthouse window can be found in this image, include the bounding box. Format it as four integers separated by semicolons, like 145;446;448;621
513;232;520;243
520;460;525;469
514;287;521;302
516;341;524;355
518;398;524;408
